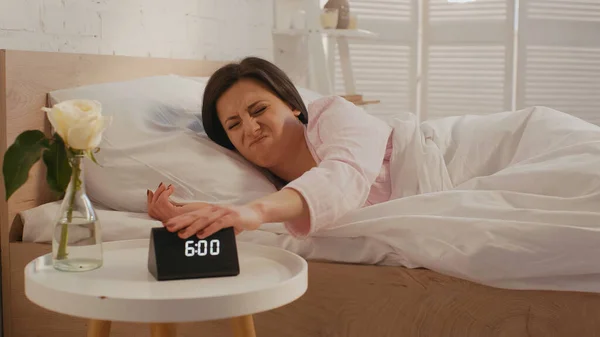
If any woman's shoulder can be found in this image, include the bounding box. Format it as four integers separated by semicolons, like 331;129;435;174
306;95;390;130
307;95;353;114
306;95;366;127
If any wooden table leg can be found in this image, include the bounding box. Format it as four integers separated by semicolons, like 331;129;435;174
87;320;111;337
150;323;177;337
231;315;256;337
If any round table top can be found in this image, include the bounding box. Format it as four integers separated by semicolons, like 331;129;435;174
24;239;308;323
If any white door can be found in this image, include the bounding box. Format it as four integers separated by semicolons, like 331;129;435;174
420;0;516;120
516;0;600;125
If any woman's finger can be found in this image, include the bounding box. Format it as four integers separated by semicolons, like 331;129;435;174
157;185;174;205
177;208;228;239
234;228;242;236
196;220;225;240
146;189;152;208
152;183;166;204
165;213;197;232
166;206;214;232
197;214;236;239
179;216;211;239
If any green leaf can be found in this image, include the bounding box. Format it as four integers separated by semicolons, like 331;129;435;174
3;130;49;200
42;134;72;197
88;150;101;166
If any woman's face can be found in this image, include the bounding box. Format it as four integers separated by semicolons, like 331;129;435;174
216;78;304;168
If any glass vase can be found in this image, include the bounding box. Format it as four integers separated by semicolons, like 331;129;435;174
52;153;103;272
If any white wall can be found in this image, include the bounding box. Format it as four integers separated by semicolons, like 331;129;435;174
0;0;274;61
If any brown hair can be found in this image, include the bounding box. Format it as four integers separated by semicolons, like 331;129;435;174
201;57;309;150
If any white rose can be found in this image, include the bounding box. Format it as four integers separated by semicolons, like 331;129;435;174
42;99;112;150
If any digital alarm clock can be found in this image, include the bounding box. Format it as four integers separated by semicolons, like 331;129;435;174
147;226;240;281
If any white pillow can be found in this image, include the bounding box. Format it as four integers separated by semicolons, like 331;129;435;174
48;75;282;213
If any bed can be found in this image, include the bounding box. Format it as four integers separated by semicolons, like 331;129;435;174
2;49;600;337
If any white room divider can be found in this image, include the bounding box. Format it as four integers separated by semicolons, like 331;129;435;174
303;0;600;124
516;0;600;125
419;0;516;120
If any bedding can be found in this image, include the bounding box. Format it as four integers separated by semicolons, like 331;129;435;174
326;105;600;293
21;105;600;294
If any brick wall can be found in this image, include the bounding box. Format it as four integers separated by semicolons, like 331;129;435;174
0;0;274;61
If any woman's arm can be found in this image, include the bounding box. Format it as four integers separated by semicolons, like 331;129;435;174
154;187;310;240
280;96;392;237
168;188;309;224
247;187;310;225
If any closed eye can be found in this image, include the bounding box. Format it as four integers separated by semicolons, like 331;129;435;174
226;104;267;130
252;106;267;115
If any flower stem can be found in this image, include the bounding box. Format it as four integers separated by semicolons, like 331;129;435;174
56;154;81;260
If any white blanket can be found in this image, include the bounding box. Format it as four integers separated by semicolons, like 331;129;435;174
21;106;600;293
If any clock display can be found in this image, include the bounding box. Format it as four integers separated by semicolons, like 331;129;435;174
148;227;240;281
185;239;220;257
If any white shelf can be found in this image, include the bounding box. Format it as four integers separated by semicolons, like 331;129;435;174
273;28;379;40
271;0;376;95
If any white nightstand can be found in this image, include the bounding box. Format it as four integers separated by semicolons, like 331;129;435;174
24;239;308;337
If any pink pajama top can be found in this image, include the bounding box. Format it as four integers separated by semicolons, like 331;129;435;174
283;96;394;238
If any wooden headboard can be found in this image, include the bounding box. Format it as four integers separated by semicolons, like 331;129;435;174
0;49;227;244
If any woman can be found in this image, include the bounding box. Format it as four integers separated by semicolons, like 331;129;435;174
147;57;394;240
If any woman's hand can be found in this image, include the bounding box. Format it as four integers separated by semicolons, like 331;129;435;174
147;183;182;223
164;204;263;239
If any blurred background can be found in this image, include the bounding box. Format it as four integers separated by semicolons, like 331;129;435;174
1;0;598;123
